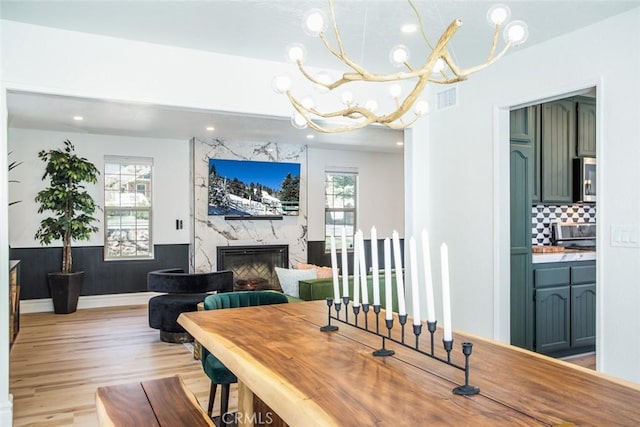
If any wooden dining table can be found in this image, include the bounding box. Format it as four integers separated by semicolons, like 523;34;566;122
178;300;640;426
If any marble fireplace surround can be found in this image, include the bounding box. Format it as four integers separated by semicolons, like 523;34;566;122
192;138;308;276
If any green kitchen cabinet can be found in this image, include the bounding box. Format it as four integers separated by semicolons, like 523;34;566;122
571;283;596;347
575;96;596;157
535;285;571;354
509;140;533;350
541;99;574;203
510;106;540;202
533;261;596;356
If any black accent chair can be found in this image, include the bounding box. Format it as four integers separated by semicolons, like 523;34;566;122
147;268;233;343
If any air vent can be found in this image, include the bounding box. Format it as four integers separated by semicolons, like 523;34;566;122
436;85;458;111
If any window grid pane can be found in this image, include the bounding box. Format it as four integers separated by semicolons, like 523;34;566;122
324;172;357;251
104;158;153;260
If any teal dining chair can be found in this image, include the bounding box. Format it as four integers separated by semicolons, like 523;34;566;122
201;290;289;425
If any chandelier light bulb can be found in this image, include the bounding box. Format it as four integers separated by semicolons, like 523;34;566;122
389;45;410;67
287;43;306;63
504;20;529;45
304;9;327;35
487;4;511;26
432;58;446;74
291;112;308;129
341;91;354;106
389;83;402;98
271;74;292;94
365;100;379;113
414;100;429;116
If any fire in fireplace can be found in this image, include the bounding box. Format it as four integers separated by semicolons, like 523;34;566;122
217;245;288;291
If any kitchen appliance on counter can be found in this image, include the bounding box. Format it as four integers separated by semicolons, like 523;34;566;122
573;157;596;203
551;221;596;250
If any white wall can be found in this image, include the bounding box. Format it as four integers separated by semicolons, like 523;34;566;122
8;129;190;248
407;8;640;383
307;146;405;241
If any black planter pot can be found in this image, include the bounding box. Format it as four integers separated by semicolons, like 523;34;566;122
47;271;84;314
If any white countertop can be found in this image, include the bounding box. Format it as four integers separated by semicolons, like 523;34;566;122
532;250;596;264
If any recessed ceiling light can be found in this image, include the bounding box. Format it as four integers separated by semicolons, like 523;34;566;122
396;141;404;146
206;126;215;131
401;23;418;34
72;116;83;121
306;134;314;139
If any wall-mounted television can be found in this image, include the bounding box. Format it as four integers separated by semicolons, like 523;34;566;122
208;158;300;217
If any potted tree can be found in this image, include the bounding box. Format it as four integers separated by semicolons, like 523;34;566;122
35;139;100;314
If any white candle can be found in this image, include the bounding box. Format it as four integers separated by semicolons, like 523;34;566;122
352;232;360;307
330;235;340;302
392;231;407;316
341;227;349;298
422;230;436;323
409;237;421;325
357;230;369;305
441;243;452;341
371;227;380;306
384;237;393;320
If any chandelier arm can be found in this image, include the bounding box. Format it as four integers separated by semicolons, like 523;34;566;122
487;25;501;61
379;74;430;123
443;40;512;78
328;0;347;58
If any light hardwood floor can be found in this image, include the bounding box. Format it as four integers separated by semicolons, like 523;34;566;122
10;305;235;426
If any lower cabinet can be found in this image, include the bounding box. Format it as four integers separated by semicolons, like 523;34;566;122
535;285;571;353
533;261;595;355
571;283;596;347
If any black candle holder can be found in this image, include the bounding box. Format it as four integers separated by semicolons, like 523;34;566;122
320;298;339;332
452;342;480;396
373;318;395;357
373;304;381;334
326;302;479;396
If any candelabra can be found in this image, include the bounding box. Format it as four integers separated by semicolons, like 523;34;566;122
321;297;479;396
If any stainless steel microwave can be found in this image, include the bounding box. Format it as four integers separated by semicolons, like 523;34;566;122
573;157;596;203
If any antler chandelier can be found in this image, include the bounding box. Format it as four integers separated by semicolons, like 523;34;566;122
272;0;528;133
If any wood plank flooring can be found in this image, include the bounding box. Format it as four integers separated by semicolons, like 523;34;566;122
10;305;235;426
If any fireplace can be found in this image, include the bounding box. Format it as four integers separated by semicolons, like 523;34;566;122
217;245;288;291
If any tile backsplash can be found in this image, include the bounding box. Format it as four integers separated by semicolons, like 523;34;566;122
532;204;596;245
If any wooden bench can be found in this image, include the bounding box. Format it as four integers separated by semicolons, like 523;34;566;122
96;375;213;426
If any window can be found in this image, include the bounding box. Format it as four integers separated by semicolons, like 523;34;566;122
104;157;153;259
324;171;357;251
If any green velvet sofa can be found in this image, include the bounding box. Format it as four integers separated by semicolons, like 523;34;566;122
298;274;399;312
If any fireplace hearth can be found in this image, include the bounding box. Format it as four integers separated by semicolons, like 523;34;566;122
217;245;288;291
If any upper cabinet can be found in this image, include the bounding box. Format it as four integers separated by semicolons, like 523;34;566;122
510;105;541;203
575;96;597;157
541;99;574;204
511;95;596;206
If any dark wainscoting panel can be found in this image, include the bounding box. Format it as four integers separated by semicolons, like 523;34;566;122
10;244;189;300
307;239;404;274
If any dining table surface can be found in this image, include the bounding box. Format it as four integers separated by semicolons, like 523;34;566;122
178;299;640;426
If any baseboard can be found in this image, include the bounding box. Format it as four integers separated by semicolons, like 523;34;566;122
21;292;162;313
0;395;13;427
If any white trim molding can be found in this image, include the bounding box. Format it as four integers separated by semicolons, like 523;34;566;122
21;292;163;314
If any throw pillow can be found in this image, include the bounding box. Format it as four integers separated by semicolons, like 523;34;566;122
296;262;336;279
275;267;317;298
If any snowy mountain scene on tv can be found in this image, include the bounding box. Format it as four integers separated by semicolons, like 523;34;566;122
208;158;300;216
